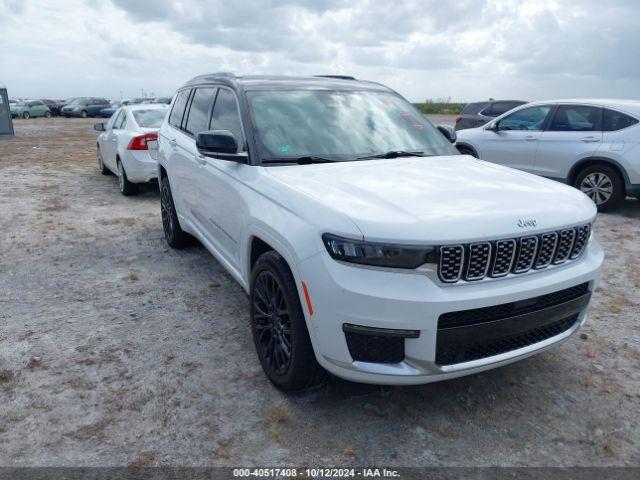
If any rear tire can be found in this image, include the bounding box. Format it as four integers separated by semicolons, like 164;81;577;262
97;146;110;175
44;111;51;118
80;110;88;118
250;251;325;392
160;177;190;248
574;164;624;211
117;159;138;196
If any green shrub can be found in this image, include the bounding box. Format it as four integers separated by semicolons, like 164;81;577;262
413;102;465;115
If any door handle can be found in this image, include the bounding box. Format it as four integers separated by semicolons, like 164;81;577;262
169;138;177;148
523;136;537;142
581;137;600;143
196;154;207;166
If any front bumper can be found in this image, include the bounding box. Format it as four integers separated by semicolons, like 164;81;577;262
297;239;603;385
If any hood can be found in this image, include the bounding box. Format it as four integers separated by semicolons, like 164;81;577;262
266;156;596;243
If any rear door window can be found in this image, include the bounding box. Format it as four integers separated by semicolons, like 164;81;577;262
603;108;638;131
549;105;601;131
184;88;216;135
169;89;191;129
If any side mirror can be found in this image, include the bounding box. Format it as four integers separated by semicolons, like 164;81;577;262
437;125;456;144
197;130;246;161
487;121;499;132
94;123;105;132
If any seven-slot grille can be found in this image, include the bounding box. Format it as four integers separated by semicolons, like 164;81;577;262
438;224;591;283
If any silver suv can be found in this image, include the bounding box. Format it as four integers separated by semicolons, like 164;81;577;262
455;99;640;210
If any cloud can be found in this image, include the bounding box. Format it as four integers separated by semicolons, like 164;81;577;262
0;0;639;102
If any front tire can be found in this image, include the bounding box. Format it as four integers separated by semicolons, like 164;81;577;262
22;112;30;119
80;110;88;118
44;111;51;118
250;251;324;392
575;164;624;211
160;177;190;248
117;159;138;196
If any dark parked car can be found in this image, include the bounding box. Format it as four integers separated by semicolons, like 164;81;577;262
42;99;64;116
455;99;527;131
61;97;110;118
98;102;123;118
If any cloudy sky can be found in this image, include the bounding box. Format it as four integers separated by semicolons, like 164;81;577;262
0;0;638;102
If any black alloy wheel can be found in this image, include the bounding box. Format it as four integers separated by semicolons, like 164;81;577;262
252;270;292;375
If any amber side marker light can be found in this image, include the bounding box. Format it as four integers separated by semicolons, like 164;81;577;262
301;281;314;316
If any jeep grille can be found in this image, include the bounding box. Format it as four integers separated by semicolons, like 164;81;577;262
438;224;591;283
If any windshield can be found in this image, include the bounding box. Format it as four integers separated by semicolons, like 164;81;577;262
132;109;166;128
247;90;457;162
14;102;27;107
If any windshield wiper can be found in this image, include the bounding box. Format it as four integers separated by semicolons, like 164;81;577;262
357;150;428;160
262;156;336;165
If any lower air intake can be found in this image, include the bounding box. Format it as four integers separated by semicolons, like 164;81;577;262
344;331;405;363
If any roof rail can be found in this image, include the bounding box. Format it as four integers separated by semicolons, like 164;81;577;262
314;75;356;80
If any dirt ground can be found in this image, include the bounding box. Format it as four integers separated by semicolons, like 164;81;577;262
0;117;639;467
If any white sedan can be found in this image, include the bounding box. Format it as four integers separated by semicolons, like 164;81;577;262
94;104;168;195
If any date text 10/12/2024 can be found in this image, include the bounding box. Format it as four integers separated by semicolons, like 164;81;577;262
233;468;401;478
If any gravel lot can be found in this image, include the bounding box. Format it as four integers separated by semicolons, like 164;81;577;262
1;117;639;467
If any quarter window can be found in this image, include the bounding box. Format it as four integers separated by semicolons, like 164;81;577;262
549;105;601;131
169;89;191;129
185;88;216;135
112;110;125;130
498;106;551;131
210;89;244;146
603;108;638;131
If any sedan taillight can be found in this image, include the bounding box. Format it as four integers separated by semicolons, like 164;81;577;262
127;133;158;150
455;116;462;124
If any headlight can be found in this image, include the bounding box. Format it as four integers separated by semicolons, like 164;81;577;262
322;233;436;269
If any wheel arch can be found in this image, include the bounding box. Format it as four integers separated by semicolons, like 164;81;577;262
243;226;312;294
246;232;300;284
455;142;479;157
568;157;630;190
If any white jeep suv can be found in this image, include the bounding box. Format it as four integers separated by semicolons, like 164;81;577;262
455;99;640;211
157;74;603;391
